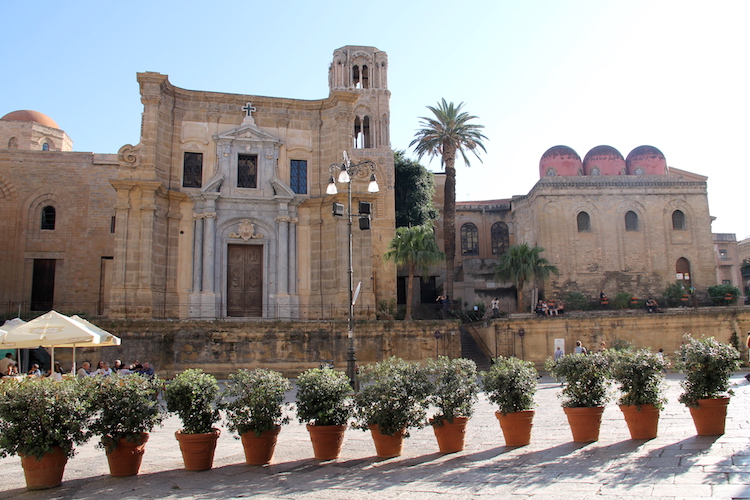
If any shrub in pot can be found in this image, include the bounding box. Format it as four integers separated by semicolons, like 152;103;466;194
427;356;479;453
546;351;611;442
353;357;431;458
482;356;537;446
222;368;291;465
0;378;92;490
610;348;667;439
164;369;222;471
675;334;741;435
88;374;165;476
295;367;353;460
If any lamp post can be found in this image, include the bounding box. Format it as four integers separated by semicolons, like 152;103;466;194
327;151;379;387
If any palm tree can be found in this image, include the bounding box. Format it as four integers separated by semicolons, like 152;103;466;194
410;99;487;305
383;224;444;320
494;243;559;313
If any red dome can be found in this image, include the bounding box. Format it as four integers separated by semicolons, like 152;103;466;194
583;145;625;176
626;145;667;175
1;110;59;129
539;145;582;177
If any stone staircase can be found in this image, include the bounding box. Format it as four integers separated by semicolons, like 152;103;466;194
459;324;492;372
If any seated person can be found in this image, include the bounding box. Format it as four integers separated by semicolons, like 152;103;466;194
27;363;42;377
0;353;16;377
136;362;155;377
47;362;65;382
535;300;546;317
556;300;565;315
645;298;657;313
91;361;112;376
77;361;91;378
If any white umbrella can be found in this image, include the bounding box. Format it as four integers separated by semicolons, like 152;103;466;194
0;311;121;373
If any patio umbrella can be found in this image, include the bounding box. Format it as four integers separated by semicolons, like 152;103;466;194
0;311;121;373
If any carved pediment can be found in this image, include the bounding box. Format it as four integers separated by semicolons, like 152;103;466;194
215;124;282;145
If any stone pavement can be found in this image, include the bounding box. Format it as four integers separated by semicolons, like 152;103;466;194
1;373;749;500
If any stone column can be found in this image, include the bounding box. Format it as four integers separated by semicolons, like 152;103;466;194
192;215;204;292
276;215;290;295
202;195;218;293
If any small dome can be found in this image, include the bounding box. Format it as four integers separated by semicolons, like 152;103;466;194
583;145;626;176
626;145;667;175
539;145;582;177
1;110;59;129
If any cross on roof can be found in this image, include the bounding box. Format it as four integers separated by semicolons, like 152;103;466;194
242;102;256;117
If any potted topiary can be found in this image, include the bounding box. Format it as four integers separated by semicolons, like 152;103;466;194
0;378;92;490
610;348;667;440
546;351;611;443
295;367;353;460
88;374;165;476
222;368;291;465
164;369;222;471
427;356;479;453
482;356;538;447
675;334;741;435
353;357;431;458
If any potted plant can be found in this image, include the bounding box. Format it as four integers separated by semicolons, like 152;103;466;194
222;368;291;465
482;356;538;446
610;348;667;440
546;351;611;443
0;378;91;490
295;367;353;460
88;374;165;476
164;369;222;471
353;357;431;458
675;334;741;435
427;356;479;453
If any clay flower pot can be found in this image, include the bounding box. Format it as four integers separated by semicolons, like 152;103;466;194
307;424;347;461
563;407;604;443
369;424;405;458
431;417;470;454
495;409;535;446
620;404;660;440
240;426;281;465
105;433;149;477
689;397;730;436
175;429;221;471
20;447;68;490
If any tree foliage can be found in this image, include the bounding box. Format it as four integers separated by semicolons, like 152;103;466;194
494;243;559;312
394;150;438;227
482;356;537;415
707;284;741;305
675;335;741;407
383;224;444;320
410;99;487;302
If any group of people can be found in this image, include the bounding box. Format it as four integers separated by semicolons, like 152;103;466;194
76;359;154;378
535;299;565;317
0;353;19;377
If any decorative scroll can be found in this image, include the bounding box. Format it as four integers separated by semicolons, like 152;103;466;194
229;220;263;241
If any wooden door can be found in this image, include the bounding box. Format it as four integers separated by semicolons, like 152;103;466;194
227;245;263;317
31;259;56;311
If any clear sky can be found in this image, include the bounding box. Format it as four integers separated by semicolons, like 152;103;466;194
3;0;747;238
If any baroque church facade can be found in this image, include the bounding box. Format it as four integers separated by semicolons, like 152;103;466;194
0;46;396;320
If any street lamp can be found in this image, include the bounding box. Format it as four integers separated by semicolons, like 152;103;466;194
327;151;379;387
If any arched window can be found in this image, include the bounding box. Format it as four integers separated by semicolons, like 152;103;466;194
634;167;645;175
41;206;56;230
672;210;686;230
353;116;371;148
352;65;361;88
361;65;369;88
8;137;17;149
546;168;557;176
590;167;600;176
625;211;638;231
577;211;591;232
460;223;479;256
42;142;50;151
491;222;509;256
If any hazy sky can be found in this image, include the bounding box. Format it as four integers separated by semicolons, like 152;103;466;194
3;0;747;237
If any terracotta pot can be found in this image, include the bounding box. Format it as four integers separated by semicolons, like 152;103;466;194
306;424;346;460
495;409;535;447
431;417;470;453
368;424;405;458
105;433;149;477
620;404;660;440
689;397;730;436
563;407;604;443
240;426;281;465
20;446;68;490
175;429;221;471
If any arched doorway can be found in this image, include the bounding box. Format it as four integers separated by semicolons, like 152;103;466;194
675;257;691;288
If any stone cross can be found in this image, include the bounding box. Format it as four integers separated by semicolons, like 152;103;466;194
242;102;256;118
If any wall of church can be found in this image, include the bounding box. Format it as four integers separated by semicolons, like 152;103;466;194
0;150;118;316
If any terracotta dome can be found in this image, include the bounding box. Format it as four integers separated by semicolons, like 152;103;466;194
626;145;667;175
582;145;626;176
1;110;59;129
539;145;582;177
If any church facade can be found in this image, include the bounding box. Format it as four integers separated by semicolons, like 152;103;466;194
0;46;396;320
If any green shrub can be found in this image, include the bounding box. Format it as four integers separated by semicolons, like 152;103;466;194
546;352;611;407
562;292;592;311
427;356;479;423
610;349;667;409
296;368;352;426
662;282;685;307
482;356;537;415
165;369;221;434
222;369;291;436
611;292;632;310
675;335;741;407
707;284;741;306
